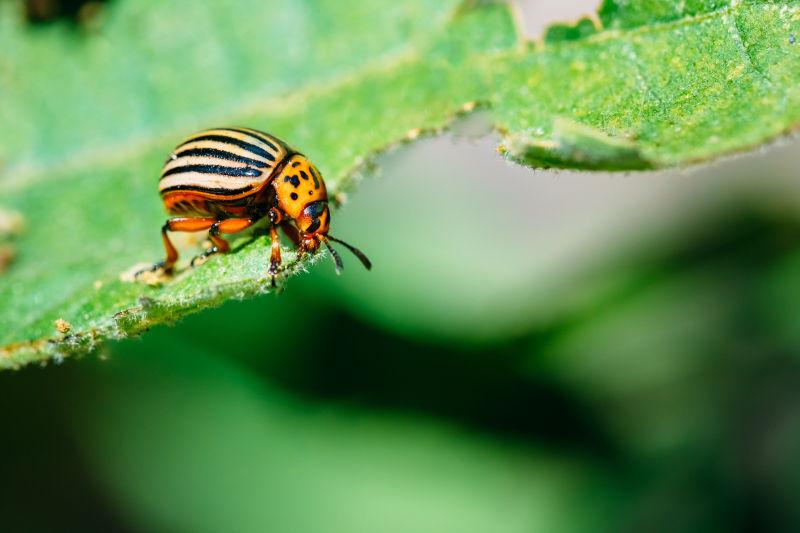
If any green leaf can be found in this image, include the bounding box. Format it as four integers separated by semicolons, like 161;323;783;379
494;0;800;168
2;0;800;368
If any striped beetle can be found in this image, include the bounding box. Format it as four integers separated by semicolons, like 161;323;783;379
141;127;371;282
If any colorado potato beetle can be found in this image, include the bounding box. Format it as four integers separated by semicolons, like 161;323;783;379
142;127;371;281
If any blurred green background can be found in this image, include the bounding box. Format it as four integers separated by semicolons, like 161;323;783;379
4;0;800;532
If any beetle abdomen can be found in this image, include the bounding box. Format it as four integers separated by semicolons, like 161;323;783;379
159;128;289;199
162;191;214;216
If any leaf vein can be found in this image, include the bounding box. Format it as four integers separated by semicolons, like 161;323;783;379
725;8;772;85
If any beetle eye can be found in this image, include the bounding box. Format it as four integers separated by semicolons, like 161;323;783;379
303;201;327;218
300;201;329;234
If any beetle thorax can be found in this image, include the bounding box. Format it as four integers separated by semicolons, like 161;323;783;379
272;154;328;220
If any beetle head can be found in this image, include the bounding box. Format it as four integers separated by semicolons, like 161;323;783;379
301;233;321;254
296;199;371;275
297;200;330;236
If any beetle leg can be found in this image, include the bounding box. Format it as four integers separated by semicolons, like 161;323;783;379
265;209;285;286
268;207;283;226
190;221;226;267
268;225;282;284
208;222;230;253
280;221;301;247
218;217;257;234
139;217;216;275
190;218;256;267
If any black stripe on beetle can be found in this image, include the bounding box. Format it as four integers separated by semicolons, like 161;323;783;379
162;164;262;179
173;147;270;168
187;134;275;161
223;128;279;151
309;166;321;189
161;184;254;196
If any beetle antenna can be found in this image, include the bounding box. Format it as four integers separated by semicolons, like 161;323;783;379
322;238;344;275
327;235;372;270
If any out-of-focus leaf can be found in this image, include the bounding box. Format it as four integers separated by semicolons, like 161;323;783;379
71;333;626;533
3;0;800;368
526;206;800;459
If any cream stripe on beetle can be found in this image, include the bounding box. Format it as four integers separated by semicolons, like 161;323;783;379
168;139;274;168
158;128;289;195
159;173;264;195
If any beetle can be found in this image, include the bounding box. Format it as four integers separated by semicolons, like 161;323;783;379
141;127;371;281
